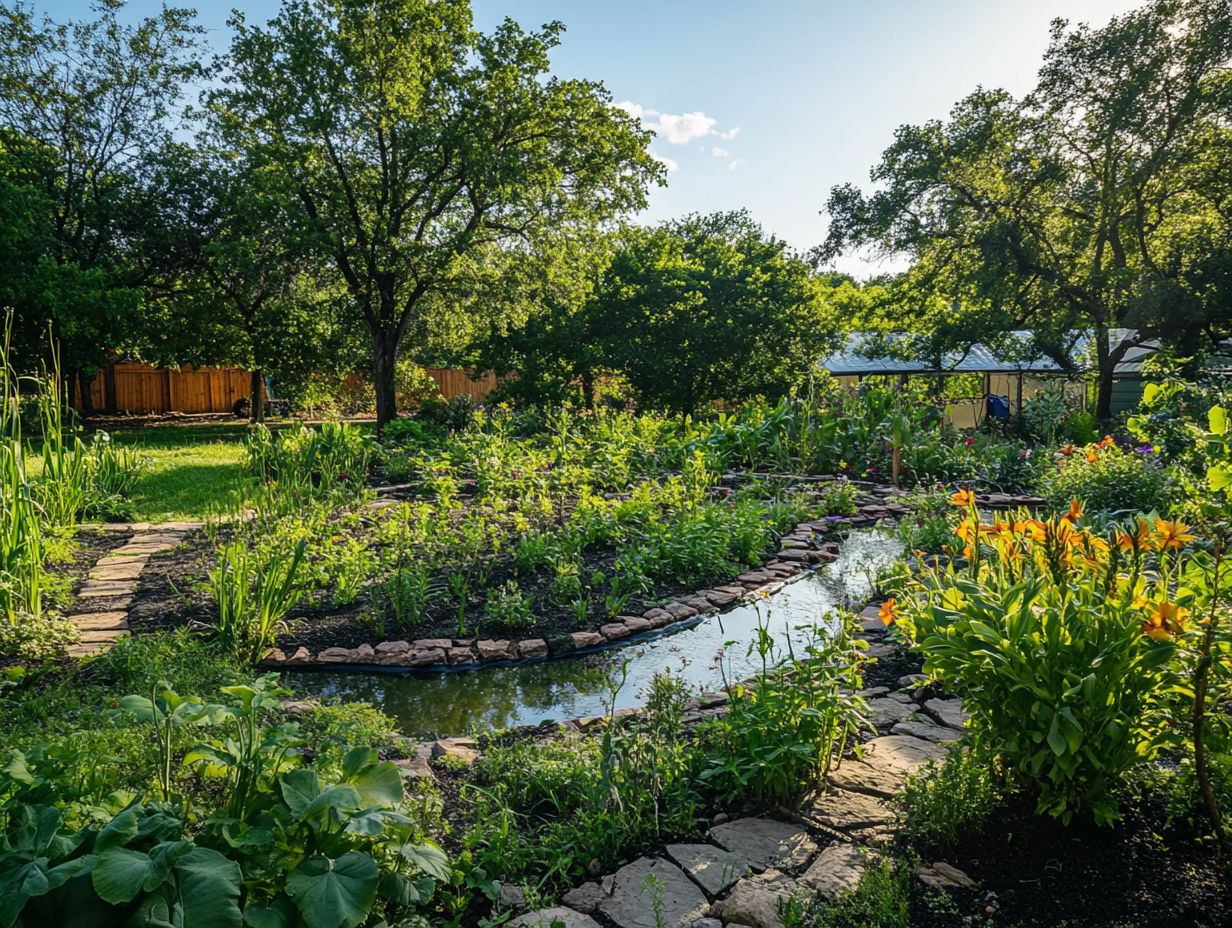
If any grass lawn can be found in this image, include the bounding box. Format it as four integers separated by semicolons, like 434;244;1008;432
107;423;253;522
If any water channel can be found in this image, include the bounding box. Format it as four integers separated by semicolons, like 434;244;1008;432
292;529;904;738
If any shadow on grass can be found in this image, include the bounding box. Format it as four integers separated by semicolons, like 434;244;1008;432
130;461;251;521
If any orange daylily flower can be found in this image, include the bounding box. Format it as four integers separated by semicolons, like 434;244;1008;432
1062;499;1084;524
1058;444;1076;457
879;599;899;626
949;488;975;509
1098;435;1116;449
1143;601;1190;641
1154;518;1196;551
1085;449;1099;463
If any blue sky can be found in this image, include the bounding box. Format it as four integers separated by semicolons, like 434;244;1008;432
34;0;1143;275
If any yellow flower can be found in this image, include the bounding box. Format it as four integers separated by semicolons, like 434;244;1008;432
1154;518;1196;551
1098;435;1116;449
1085;449;1099;463
878;599;899;627
949;488;975;509
1143;601;1190;641
1062;499;1084;524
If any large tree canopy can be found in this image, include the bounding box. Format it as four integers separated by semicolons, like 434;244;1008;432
476;212;839;416
0;1;202;397
212;0;663;429
821;0;1232;420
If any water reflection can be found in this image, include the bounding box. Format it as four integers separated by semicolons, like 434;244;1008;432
292;530;903;738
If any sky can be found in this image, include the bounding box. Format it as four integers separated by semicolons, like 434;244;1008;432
34;0;1145;276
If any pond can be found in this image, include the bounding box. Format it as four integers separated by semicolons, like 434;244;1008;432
291;529;904;738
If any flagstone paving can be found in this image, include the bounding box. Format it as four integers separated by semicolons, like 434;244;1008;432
64;521;201;657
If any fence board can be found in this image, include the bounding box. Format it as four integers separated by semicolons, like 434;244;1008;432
72;363;498;415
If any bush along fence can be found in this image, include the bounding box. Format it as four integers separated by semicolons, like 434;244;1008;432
254;480;1046;673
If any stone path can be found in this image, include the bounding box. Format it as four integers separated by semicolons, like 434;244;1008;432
65;521;201;657
506;618;973;928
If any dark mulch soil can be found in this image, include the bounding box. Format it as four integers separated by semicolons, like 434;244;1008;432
907;790;1230;928
861;635;924;690
127;528;218;633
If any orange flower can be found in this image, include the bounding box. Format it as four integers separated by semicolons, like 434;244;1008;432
1154;518;1196;551
954;518;977;543
1058;444;1075;457
878;599;899;627
1098;435;1116;449
949;488;975;509
1061;499;1084;524
1085;449;1099;463
1143;601;1190;641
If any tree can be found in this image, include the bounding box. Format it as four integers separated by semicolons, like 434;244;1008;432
213;0;662;431
0;1;203;406
587;212;838;417
821;0;1232;421
138;143;350;421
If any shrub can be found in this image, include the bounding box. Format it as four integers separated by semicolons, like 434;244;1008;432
898;750;1000;854
483;579;534;631
1041;437;1175;518
891;499;1190;824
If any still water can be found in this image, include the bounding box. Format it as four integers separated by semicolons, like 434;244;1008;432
291;530;903;738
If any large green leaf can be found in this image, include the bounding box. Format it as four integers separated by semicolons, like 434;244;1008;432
285;852;378;928
348;762;403;809
1209;405;1227;435
279;769;321;818
399;842;449;881
172;846;242;928
93;847;161;903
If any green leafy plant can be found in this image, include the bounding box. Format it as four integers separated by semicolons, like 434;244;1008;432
209;538;307;663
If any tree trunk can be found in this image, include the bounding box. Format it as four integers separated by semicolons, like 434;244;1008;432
580;369;595;410
372;329;399;435
75;368;95;417
249;369;265;423
1094;324;1114;423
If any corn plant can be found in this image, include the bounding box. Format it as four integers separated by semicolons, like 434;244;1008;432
209;538;308;663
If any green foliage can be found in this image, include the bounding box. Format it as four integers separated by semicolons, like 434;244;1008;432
896;486;959;557
482;580;534;632
0;677;445;928
1041;440;1175;518
897;511;1188;825
209;539;307;664
782;858;909;928
245;422;372;512
897;750;1000;855
215;0;662;424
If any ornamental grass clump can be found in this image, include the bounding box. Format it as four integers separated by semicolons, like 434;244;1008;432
888;489;1196;825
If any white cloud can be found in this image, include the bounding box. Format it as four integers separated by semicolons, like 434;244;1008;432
711;146;730;158
718;126;742;140
654;111;717;145
728;158;744;171
650;150;679;172
613;100;658;120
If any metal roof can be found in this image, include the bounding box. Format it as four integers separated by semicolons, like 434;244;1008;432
819;333;1067;376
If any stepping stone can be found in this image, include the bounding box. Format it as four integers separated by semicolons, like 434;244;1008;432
891;716;963;744
561;882;606;914
78;629;125;644
865;696;917;728
925;697;969;730
77;580;135;598
88;561;146;581
709;870;797;928
708;817;819;873
597;857;708;928
509;908;600;928
797;788;895;831
915;861;977;891
797;843;870;899
155;520;203;532
664;842;750;897
828;736;950;798
68;612;129;632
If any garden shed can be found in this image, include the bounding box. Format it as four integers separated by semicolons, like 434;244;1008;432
818;333;1082;427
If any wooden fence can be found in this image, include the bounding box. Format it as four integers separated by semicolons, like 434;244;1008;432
72;362;499;415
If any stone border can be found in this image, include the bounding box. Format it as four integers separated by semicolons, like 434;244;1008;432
259;481;1043;673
